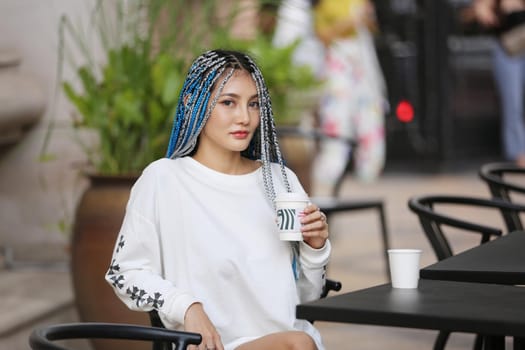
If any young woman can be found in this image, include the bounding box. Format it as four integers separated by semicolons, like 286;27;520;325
105;49;331;350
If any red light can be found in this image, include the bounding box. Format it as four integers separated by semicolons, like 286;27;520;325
396;100;414;123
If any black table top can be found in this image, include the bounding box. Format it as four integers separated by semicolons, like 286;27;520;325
420;230;525;285
296;280;525;337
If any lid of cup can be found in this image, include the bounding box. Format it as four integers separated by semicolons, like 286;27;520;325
274;192;309;202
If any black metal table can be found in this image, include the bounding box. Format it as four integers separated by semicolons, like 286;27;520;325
296;280;525;350
420;230;525;285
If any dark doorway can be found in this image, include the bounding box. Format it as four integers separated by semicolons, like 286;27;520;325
374;0;501;171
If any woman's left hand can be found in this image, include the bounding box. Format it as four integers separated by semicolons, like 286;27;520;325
300;204;329;249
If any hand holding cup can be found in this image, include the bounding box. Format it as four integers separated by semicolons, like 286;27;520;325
274;193;329;249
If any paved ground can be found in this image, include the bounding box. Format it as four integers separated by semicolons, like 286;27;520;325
3;163;516;349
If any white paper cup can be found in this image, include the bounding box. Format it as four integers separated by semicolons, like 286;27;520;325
274;192;309;241
387;249;422;289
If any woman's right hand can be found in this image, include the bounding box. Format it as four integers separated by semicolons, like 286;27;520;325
185;302;224;350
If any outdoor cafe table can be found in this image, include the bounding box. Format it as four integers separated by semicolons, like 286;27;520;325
296;279;525;350
420;230;525;285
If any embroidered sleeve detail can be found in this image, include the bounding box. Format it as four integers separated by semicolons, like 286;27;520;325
126;286;148;307
147;292;165;308
110;275;125;289
125;285;165;310
116;235;125;253
108;259;120;275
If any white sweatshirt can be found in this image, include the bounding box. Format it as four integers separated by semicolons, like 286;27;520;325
105;157;331;350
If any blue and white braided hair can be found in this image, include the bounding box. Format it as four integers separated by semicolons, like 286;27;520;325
165;49;301;278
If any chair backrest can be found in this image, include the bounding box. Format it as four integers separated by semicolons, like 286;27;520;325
29;322;202;350
479;162;525;230
408;195;525;260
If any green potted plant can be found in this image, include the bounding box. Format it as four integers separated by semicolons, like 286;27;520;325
46;1;208;176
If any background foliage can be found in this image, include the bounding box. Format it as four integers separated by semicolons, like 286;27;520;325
45;0;320;175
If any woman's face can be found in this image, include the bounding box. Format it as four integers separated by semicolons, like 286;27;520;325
198;69;260;155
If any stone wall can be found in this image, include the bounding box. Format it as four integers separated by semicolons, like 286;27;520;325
0;0;100;263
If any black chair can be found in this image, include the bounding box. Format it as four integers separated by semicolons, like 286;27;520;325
277;125;391;277
479;162;525;230
408;194;525;350
29;322;201;350
407;195;525;260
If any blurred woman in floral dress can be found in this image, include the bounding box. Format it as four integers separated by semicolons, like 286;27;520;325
312;0;386;184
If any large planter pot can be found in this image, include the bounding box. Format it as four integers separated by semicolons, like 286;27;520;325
279;134;316;194
71;174;150;350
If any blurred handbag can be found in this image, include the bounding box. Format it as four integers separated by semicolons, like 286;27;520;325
500;11;525;56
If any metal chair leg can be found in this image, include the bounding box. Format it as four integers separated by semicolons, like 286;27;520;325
514;337;525;350
378;203;391;280
483;335;505;350
473;334;484;350
433;331;450;350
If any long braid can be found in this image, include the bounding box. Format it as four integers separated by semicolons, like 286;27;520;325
246;59;300;279
165;49;299;278
166;52;228;157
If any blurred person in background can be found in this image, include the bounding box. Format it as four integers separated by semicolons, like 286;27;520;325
272;0;325;79
471;0;525;166
311;0;386;184
272;0;325;193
